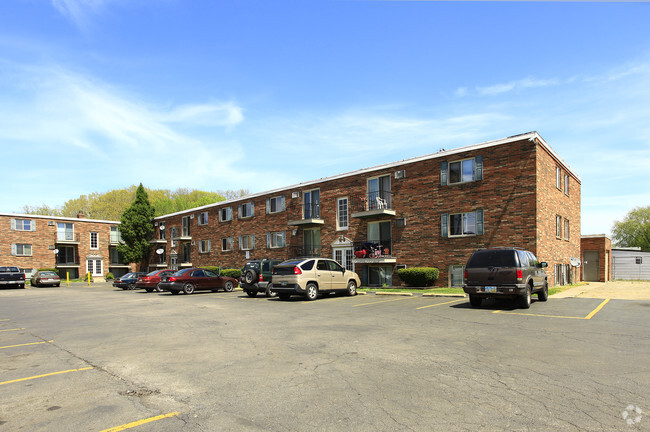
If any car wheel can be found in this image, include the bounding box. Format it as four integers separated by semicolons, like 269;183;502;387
246;290;257;297
278;293;291;300
183;283;195;295
305;283;318;301
519;285;532;309
346;280;357;296
128;283;136;290
538;281;549;301
469;295;482;307
20;284;25;289
224;281;235;292
244;270;257;285
155;285;163;292
55;283;60;287
170;290;180;295
145;288;153;293
266;286;278;298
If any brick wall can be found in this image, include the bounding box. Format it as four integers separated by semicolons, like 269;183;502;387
580;235;612;282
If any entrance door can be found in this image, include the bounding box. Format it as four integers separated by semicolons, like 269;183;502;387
334;247;353;271
583;251;600;282
87;259;103;277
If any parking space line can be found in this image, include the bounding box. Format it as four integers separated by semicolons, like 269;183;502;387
353;297;417;307
492;298;611;320
100;412;180;432
0;340;53;349
0;367;94;386
416;298;466;310
0;328;25;332
0;319;9;321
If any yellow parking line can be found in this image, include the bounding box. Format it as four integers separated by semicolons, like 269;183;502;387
584;298;610;319
100;412;180;432
0;328;25;332
0;319;9;321
0;340;53;349
492;298;611;320
353;297;417;307
416;298;466;310
0;367;94;386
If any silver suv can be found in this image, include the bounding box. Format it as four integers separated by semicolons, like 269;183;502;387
271;258;361;301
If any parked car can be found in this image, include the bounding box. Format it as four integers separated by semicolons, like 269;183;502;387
30;270;61;287
463;247;549;309
0;266;25;289
271;258;360;301
158;268;238;295
113;272;148;290
240;259;283;297
135;269;176;292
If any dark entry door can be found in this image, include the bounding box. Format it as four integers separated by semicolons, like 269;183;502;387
583;251;600;282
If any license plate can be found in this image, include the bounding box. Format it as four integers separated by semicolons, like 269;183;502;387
485;286;497;293
281;281;287;286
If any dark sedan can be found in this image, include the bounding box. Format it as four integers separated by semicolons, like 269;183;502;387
158;268;238;295
135;269;176;292
113;272;147;290
30;271;61;287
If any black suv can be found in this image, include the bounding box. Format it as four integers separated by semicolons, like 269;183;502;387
240;259;283;297
463;248;548;309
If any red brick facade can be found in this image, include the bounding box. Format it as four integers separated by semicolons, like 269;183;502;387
150;132;582;287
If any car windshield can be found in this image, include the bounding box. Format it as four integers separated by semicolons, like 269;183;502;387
467;250;518;268
0;267;20;272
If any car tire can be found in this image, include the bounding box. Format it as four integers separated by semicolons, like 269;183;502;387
519;285;532;309
538;281;549;301
128;283;136;290
20;284;25;289
155;285;163;292
244;270;257;285
278;293;291;300
145;288;153;292
55;283;60;287
469;295;482;307
266;286;278;298
346;280;357;296
224;281;235;292
246;291;257;297
183;283;195;295
170;290;180;295
305;283;319;301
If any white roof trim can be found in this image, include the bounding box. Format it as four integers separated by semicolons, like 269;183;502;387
0;212;120;224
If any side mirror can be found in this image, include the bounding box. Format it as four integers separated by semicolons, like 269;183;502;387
539;262;548;268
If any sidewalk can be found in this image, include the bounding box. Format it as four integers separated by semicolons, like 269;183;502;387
551;281;650;300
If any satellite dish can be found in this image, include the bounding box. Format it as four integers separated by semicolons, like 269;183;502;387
53;249;59;254
159;224;165;230
156;248;164;255
570;257;582;267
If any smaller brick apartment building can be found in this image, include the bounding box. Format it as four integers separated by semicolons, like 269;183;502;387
149;132;582;287
0;213;134;281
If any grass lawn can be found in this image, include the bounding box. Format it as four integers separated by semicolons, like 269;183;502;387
358;286;465;295
548;282;588;296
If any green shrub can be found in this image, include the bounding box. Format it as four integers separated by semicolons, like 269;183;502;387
105;272;114;280
204;267;241;279
83;273;93;282
397;267;439;287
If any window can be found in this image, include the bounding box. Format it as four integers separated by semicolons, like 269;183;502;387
267;196;286;214
182;216;191;237
110;226;122;243
441;156;483;185
219;207;233;222
239;202;255;219
367;175;391;208
57;246;76;264
564;174;570;195
304;189;320;219
556;215;562;238
170;227;178;247
198;239;211;253
239;234;255;251
182;243;191;263
57;222;74;241
449;265;465;287
198;212;209;226
109;248;124;265
12;219;34;231
222;237;233;252
441;210;484;237
556;166;562;190
337;198;349;230
564;219;570;241
90;232;98;249
12;244;32;256
304;229;321;256
267;231;286;248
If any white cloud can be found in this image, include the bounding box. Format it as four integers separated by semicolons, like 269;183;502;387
51;0;107;29
476;77;559;96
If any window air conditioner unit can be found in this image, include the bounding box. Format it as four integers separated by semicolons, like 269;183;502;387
191;241;196;246
395;218;406;227
292;191;300;199
48;221;55;226
396;264;407;270
190;214;194;219
154;222;158;226
395;170;406;179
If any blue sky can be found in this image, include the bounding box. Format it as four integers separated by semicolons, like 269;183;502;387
1;0;649;237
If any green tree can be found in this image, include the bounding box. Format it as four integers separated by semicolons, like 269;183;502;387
612;206;650;250
117;184;156;270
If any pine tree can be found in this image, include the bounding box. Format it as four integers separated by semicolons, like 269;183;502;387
117;184;155;269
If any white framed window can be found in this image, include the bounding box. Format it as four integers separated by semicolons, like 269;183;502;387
222;237;233;252
11;219;35;231
182;216;191;236
239;202;255;219
441;210;484;237
564;219;570;241
12;244;32;256
90;232;99;249
564;174;570;196
266;196;286;214
219;207;233;222
267;231;286;248
442;156;483;185
556;166;562;190
337;197;349;230
198;211;209;226
239;234;255;251
57;222;74;241
198;239;211;253
556;215;562;238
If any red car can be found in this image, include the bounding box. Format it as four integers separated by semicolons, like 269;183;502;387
158;268;239;295
136;269;176;292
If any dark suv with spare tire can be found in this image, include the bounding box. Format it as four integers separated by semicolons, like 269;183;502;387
240;259;283;297
463;247;549;309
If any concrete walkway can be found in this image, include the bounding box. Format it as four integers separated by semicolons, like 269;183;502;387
551;280;650;300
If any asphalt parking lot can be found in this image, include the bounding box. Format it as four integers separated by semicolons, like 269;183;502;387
1;283;648;431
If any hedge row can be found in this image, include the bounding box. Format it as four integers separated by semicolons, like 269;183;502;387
204;267;242;279
397;267;440;287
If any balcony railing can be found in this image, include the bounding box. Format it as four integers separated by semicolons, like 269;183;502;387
288;245;322;258
109;233;123;244
353;240;393;259
353;191;393;213
55;233;79;243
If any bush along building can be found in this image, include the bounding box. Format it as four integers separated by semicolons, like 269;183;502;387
0;212;134;281
149;132;581;287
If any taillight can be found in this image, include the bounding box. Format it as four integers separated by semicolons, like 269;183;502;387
294;266;302;275
464;270;468;280
516;269;523;280
169;277;177;282
259;274;264;282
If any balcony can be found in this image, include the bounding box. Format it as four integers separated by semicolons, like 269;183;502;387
287;245;322;258
55;233;80;244
288;204;324;226
109;233;124;245
351;191;396;219
149;238;168;244
352;240;396;264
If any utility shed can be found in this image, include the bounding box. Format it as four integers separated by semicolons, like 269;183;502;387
612;248;650;281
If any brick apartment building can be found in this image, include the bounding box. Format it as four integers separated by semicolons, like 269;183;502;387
149;132;581;287
0;213;133;280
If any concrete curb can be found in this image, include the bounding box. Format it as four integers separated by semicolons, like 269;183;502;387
357;291;466;298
